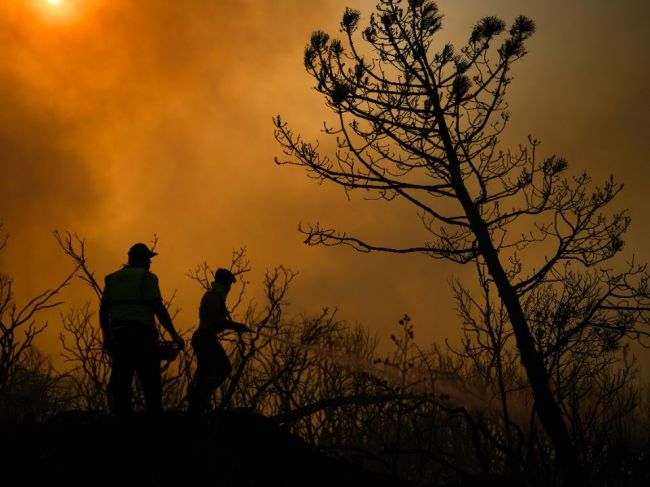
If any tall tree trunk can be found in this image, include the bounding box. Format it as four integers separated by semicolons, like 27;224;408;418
429;88;587;485
458;183;587;486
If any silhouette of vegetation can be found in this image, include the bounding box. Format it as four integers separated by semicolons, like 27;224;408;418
273;1;650;485
48;233;648;485
0;224;77;420
451;270;646;485
0;223;645;485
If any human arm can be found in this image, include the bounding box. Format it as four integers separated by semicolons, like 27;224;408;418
224;321;251;333
145;272;185;349
98;298;116;354
99;300;111;338
153;299;185;349
99;277;113;352
221;297;251;333
201;291;251;334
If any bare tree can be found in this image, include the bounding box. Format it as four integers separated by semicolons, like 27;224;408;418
58;304;110;411
273;1;650;484
452;261;646;483
0;224;78;417
0;346;73;421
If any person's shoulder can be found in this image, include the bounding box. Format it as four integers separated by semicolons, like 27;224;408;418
105;267;126;280
145;270;159;281
140;271;162;300
142;271;160;288
201;289;221;303
201;289;215;299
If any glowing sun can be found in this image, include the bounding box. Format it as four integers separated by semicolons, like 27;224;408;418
35;0;79;22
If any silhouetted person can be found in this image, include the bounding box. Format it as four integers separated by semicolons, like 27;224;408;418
188;268;250;415
100;243;185;416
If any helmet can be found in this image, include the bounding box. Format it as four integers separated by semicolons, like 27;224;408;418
128;243;158;259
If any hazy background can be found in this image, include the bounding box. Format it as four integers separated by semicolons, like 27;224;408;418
1;0;648;365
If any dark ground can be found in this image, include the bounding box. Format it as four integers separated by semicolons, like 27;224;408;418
1;409;408;487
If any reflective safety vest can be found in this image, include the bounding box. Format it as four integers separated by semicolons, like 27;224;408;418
102;266;162;327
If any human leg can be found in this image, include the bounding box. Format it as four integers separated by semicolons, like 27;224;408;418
188;330;230;415
107;340;135;416
134;327;162;414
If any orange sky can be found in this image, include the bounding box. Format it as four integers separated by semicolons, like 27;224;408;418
1;0;649;366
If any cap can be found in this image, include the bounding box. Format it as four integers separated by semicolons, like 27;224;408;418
128;243;158;259
214;268;236;284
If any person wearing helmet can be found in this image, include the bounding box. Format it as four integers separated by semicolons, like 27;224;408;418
187;268;250;415
100;242;185;416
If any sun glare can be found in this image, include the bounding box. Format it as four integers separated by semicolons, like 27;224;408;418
32;0;82;23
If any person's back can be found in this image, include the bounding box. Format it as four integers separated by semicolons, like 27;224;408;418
198;285;229;334
100;243;184;416
103;266;160;328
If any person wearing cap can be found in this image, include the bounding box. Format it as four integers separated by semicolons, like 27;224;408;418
187;268;250;415
100;242;185;416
